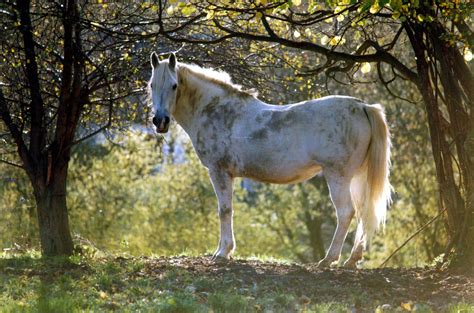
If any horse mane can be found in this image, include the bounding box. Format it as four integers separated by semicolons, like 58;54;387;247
178;63;258;98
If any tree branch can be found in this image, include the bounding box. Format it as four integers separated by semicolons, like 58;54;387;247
380;208;446;267
17;0;45;158
0;88;32;173
0;158;24;169
261;14;277;38
195;19;421;85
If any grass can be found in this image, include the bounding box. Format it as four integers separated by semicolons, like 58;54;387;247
0;251;472;312
448;303;474;313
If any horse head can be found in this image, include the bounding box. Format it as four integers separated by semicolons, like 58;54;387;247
148;52;178;133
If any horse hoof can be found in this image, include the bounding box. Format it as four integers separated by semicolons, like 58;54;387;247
342;259;359;269
211;255;230;263
316;259;334;268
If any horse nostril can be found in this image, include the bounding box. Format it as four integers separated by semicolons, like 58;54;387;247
164;116;170;125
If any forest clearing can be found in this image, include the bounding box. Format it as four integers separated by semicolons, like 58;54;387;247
1;253;473;312
1;0;473;312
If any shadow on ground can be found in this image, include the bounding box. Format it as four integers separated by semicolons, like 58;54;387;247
1;255;472;312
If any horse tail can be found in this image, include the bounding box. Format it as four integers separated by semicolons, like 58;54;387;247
351;104;391;246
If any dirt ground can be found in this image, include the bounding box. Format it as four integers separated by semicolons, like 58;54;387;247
137;256;473;311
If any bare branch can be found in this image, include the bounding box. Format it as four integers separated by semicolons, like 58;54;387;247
17;0;45;157
192;19;421;85
261;14;277;38
0;158;24;169
380;208;446;268
377;62;418;104
0;88;32;173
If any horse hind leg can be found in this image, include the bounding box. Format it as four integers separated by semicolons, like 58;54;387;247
208;169;235;261
343;222;364;268
343;166;368;268
317;173;354;268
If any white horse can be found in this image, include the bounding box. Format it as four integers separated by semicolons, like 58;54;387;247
148;53;391;268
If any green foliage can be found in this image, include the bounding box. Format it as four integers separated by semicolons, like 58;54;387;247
67;129;218;256
0;166;37;249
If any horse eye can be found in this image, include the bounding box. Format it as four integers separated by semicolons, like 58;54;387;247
172;84;177;90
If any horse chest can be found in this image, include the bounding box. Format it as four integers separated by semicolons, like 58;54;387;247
191;125;236;171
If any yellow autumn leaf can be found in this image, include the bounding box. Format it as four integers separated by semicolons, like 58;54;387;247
370;3;380;14
294;30;301;38
464;49;473;62
329;36;345;46
329;37;338;45
354;30;361;40
292;0;302;6
401;301;413;311
334;5;345;14
166;6;174;15
337;14;345;22
360;62;371;74
182;5;196;16
321;35;329;45
206;9;215;20
122;52;131;61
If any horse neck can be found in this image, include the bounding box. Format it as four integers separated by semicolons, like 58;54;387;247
172;66;226;135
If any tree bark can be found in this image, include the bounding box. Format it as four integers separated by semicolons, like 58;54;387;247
304;211;325;260
464;127;474;270
32;159;74;257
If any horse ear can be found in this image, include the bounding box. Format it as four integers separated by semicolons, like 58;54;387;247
169;53;177;71
150;52;159;68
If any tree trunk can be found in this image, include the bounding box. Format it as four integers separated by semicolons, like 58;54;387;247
304;210;325;260
427;27;474;270
464;124;474;268
1;0;85;257
406;21;474;270
301;180;328;261
33;161;73;256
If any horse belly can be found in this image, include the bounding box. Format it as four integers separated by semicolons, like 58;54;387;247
244;163;322;184
238;145;322;184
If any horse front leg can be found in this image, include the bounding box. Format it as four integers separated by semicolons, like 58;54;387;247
208;169;235;261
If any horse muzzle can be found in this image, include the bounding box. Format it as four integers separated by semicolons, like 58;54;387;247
152;115;170;133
